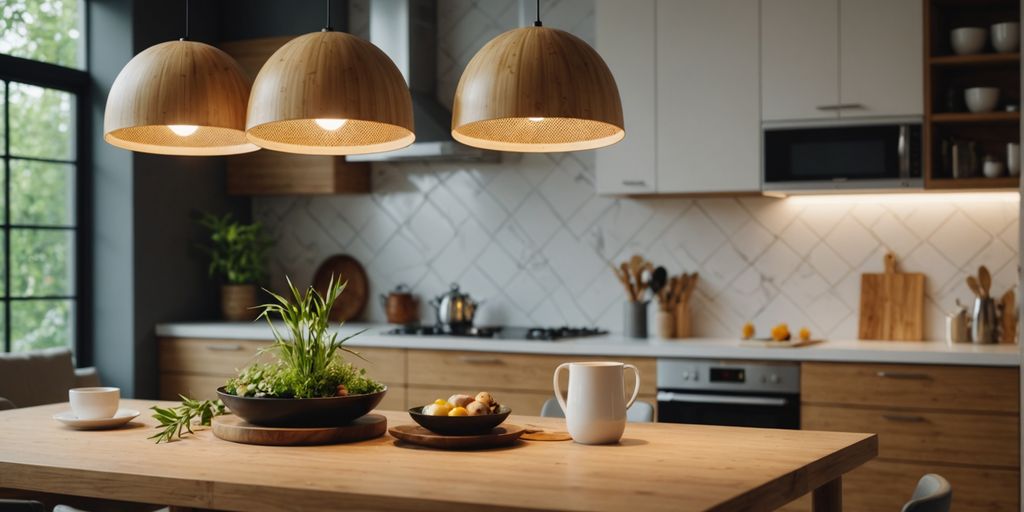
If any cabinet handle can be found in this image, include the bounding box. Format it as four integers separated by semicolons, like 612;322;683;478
815;103;864;111
876;371;931;380
621;180;648;186
457;355;505;364
882;414;927;423
206;344;244;352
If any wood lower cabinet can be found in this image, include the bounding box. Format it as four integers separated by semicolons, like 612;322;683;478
794;362;1020;512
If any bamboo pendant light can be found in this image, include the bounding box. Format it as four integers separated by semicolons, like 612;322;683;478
244;1;414;155
451;1;624;153
104;1;258;156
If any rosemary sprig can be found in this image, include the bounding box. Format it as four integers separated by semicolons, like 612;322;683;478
149;395;226;444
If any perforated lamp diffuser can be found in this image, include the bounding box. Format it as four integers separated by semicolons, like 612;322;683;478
452;26;624;153
245;31;415;155
104;40;259;156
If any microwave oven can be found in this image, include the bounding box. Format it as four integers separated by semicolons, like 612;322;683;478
762;120;922;192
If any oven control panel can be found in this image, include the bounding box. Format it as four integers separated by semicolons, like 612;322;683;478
656;359;800;394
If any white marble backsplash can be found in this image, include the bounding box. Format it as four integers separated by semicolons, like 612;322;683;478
253;0;1020;340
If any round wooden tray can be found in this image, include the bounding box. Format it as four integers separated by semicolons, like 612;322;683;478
312;254;368;322
388;424;526;450
212;414;387;446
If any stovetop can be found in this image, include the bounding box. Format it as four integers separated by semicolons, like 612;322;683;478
384;325;609;341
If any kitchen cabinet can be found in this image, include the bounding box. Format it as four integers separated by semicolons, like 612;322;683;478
594;0;657;195
595;0;760;195
655;0;760;193
761;0;922;122
786;362;1020;512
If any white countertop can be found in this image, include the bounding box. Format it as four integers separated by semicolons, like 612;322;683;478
155;322;1022;367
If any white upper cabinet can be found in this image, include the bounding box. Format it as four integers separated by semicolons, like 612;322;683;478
656;0;761;193
839;0;923;117
761;0;922;122
595;0;657;195
761;0;840;121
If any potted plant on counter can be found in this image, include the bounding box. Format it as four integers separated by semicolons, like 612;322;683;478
217;276;386;427
198;212;273;321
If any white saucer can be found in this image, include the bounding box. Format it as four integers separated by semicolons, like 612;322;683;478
53;409;140;430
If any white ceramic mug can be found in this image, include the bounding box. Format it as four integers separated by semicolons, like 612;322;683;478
992;22;1020;52
553;362;640;445
69;387;120;420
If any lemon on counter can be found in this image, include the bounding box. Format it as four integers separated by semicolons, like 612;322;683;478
741;322;755;340
799;327;811;342
770;323;790;341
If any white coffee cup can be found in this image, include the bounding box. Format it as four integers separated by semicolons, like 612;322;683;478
965;87;1000;113
992;22;1020;53
553;362;640;445
951;27;987;55
69;387;120;420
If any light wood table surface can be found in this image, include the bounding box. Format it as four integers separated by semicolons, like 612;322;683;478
0;400;876;512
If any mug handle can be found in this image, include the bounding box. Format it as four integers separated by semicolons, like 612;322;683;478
553;363;570;415
623;363;641;409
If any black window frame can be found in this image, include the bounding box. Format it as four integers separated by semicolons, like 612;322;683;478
0;51;92;366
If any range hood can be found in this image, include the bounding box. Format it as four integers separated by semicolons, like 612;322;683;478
347;0;497;162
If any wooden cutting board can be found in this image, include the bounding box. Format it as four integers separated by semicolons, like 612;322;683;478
212;414;386;446
388;424;526;450
858;253;925;341
313;254;368;322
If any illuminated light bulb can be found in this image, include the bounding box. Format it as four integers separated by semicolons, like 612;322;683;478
527;117;545;122
314;118;348;131
168;125;199;136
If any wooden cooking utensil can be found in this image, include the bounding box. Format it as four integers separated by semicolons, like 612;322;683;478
978;266;992;298
966;276;983;298
1001;289;1017;344
619;261;637;300
682;273;699;304
858;252;925;341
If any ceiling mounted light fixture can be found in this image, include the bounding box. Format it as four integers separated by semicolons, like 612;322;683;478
103;0;258;156
244;0;415;155
451;0;624;153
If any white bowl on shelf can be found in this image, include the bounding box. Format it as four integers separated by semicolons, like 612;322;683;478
951;27;988;55
965;87;1000;113
991;22;1020;53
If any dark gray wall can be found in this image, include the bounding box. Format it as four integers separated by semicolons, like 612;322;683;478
219;0;348;40
89;0;251;398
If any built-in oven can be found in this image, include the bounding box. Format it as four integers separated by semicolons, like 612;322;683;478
656;359;800;429
762;119;922;193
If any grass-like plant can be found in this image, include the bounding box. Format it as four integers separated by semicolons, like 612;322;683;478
198;212;273;285
225;276;382;399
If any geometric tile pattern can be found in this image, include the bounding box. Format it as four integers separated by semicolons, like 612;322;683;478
254;0;1020;341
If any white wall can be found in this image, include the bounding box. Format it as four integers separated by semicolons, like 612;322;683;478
254;0;1020;340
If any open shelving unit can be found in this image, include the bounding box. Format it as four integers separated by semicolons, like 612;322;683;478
924;0;1021;190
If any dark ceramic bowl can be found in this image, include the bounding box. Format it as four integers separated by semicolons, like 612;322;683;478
408;405;511;435
217;386;387;428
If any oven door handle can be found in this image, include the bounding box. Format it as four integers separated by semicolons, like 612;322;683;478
657;391;788;407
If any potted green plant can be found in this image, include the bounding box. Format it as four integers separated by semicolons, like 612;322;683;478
217;276;386;427
198;212;274;321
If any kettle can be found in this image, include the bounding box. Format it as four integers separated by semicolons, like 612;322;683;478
380;284;418;325
430;284;480;332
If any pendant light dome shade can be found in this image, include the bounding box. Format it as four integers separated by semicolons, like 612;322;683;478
245;31;415;155
104;40;259;156
452;27;624;153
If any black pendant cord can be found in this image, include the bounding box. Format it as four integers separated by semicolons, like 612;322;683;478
324;0;333;31
534;0;542;26
179;0;190;40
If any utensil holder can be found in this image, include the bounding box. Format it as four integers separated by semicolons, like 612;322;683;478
623;301;648;339
972;297;998;344
673;303;692;338
655;310;674;339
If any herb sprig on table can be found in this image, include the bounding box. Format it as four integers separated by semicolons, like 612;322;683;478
149;396;226;444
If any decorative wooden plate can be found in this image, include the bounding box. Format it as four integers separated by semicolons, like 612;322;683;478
212;414;386;446
388;424;526;450
313;254;368;322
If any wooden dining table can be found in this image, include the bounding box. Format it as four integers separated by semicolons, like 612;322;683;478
0;400;876;511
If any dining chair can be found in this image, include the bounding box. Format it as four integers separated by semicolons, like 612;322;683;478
0;348;101;409
540;398;655;422
901;474;952;512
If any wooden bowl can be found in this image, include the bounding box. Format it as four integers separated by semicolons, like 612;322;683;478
217;386;387;428
408;405;511;435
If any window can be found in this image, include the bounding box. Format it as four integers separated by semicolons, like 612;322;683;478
0;0;87;357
